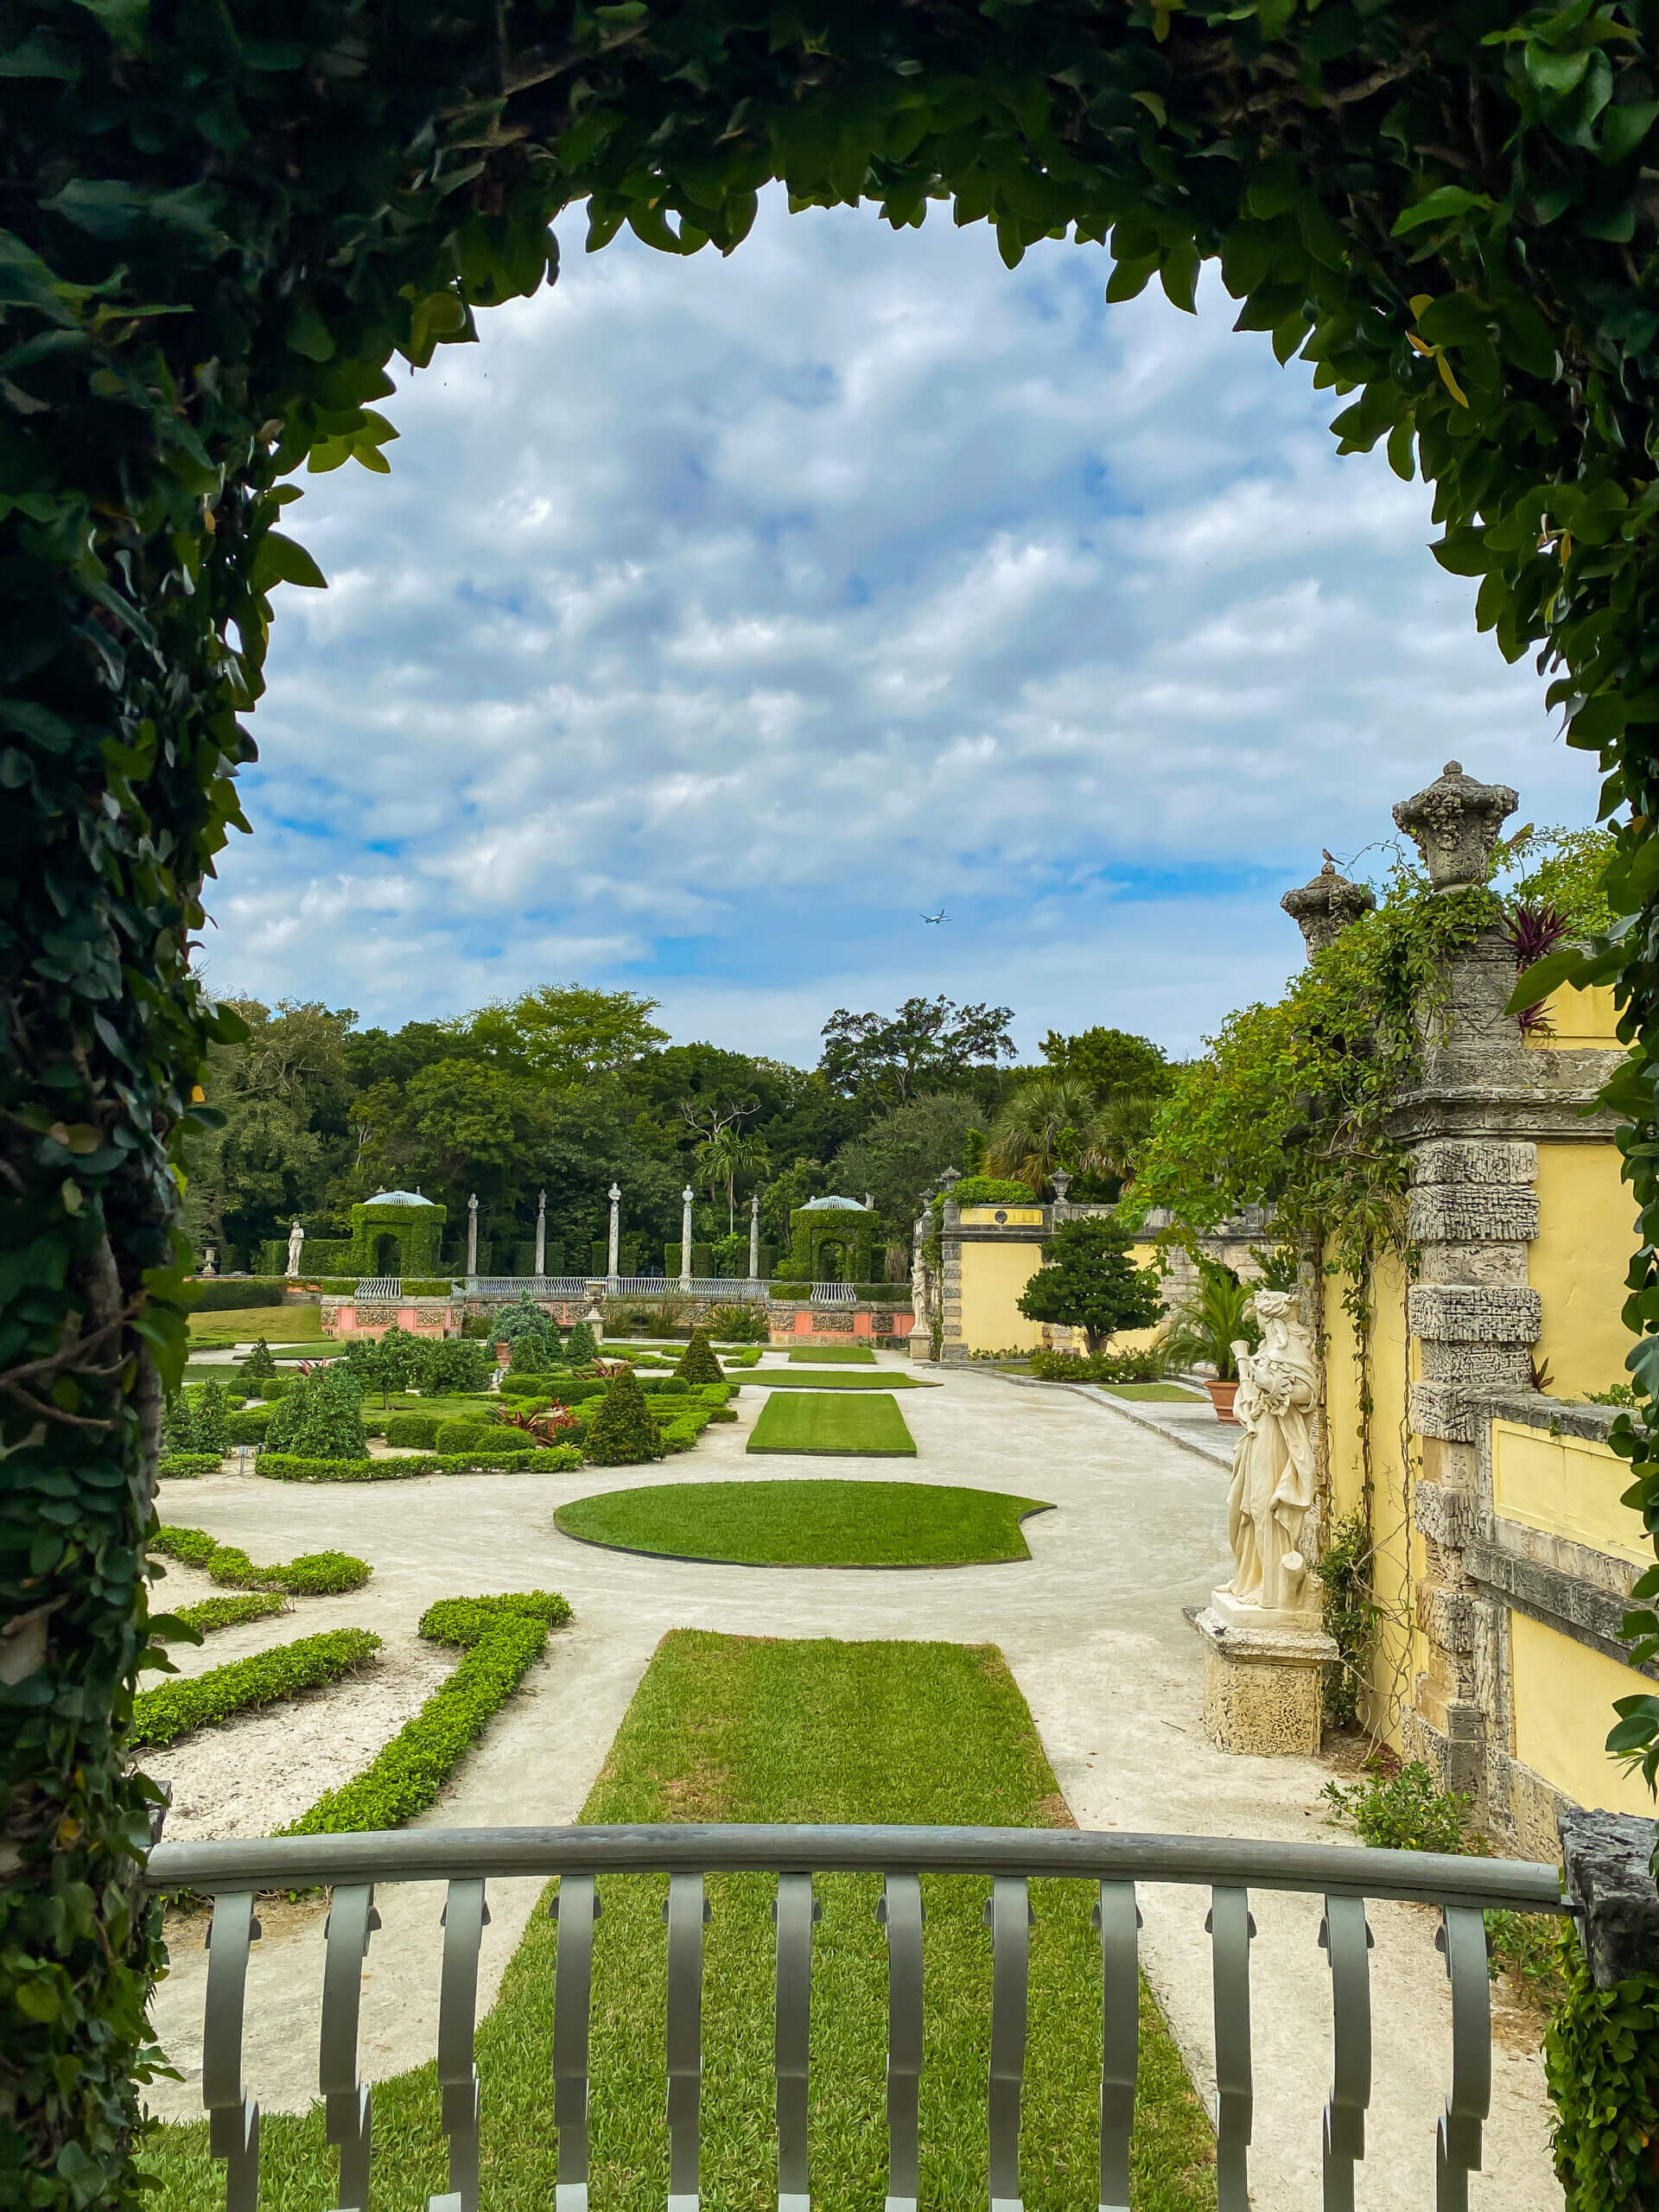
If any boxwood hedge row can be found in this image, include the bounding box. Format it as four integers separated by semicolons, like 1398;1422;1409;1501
130;1630;382;1750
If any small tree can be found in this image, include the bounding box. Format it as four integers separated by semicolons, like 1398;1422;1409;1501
346;1322;422;1408
414;1337;491;1395
564;1321;599;1369
1016;1218;1163;1355
675;1325;725;1386
268;1363;366;1459
161;1393;197;1455
242;1337;277;1380
509;1327;554;1373
194;1381;230;1457
583;1369;665;1465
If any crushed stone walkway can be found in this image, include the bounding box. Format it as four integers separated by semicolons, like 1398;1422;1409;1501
144;1351;1560;2209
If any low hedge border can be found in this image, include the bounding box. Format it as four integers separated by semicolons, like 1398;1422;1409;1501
131;1628;382;1748
280;1592;571;1835
256;1446;583;1482
162;1592;288;1639
157;1453;223;1479
150;1525;372;1596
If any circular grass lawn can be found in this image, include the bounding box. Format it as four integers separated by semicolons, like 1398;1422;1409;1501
554;1478;1053;1567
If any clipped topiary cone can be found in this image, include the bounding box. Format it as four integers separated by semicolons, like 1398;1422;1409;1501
582;1367;666;1465
675;1325;725;1387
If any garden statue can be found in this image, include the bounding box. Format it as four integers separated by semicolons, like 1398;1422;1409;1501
285;1218;305;1276
1216;1289;1321;1624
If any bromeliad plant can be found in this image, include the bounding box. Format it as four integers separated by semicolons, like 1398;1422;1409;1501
11;3;1659;2203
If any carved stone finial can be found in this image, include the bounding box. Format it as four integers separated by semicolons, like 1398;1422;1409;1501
1281;859;1376;959
1392;760;1518;893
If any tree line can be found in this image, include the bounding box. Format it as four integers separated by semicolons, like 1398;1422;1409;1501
183;981;1173;1277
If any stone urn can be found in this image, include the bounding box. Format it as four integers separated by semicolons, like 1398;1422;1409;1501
1281;859;1375;958
1205;1378;1241;1424
1392;760;1517;893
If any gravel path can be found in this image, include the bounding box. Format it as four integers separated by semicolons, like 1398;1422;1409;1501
142;1354;1561;2210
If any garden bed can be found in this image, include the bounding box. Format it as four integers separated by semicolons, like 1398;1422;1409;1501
747;1392;917;1459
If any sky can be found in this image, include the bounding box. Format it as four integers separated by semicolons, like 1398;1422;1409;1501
204;188;1599;1065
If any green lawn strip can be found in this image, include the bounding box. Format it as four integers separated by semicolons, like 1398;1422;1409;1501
162;1593;288;1639
150;1525;371;1596
139;1633;1214;2212
1102;1385;1207;1403
747;1392;917;1459
187;1309;327;1344
276;1592;571;1835
787;1345;875;1364
554;1479;1052;1566
745;1369;934;1389
131;1630;382;1749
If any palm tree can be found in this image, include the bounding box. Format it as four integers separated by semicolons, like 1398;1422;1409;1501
984;1074;1097;1196
696;1128;769;1235
1159;1261;1261;1381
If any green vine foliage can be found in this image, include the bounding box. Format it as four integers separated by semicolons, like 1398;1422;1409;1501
7;1;1659;2200
1545;1960;1659;2211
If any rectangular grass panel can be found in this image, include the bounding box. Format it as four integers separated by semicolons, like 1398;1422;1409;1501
747;1390;917;1458
747;1370;933;1389
787;1345;876;1364
137;1635;1217;2212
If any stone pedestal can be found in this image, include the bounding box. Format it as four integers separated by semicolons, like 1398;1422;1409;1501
1191;1605;1337;1758
907;1321;934;1363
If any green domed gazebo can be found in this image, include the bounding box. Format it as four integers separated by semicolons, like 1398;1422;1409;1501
346;1190;447;1278
787;1196;875;1285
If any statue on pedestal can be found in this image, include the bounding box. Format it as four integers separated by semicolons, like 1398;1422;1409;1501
1217;1288;1321;1624
286;1218;305;1276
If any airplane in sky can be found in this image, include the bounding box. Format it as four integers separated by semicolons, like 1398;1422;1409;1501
920;908;949;925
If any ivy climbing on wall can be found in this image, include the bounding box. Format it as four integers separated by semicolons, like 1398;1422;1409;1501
8;2;1659;2202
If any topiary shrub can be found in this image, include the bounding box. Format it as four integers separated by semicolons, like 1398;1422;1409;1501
265;1363;367;1460
192;1381;230;1457
385;1412;443;1451
225;1408;272;1446
583;1368;666;1466
415;1336;491;1395
160;1392;196;1455
564;1321;599;1367
156;1453;220;1479
948;1176;1037;1207
435;1419;499;1458
675;1326;725;1387
241;1338;277;1380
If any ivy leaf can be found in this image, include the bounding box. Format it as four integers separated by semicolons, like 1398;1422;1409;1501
1392;186;1493;236
251;532;327;591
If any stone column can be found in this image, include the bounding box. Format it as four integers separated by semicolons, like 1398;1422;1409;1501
466;1192;478;1278
681;1185;694;1288
937;1166;963;1363
534;1189;546;1278
749;1192;760;1285
607;1181;621;1288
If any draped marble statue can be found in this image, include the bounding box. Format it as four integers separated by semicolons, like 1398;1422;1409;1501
1217;1287;1321;1624
285;1218;305;1276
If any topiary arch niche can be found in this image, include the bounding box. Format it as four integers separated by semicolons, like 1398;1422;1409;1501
9;3;1659;2198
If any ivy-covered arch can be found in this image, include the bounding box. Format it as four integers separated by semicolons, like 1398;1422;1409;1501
7;0;1659;2197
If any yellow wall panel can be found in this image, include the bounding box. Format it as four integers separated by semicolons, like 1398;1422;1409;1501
957;1239;1047;1354
1492;1421;1648;1566
1510;1610;1658;1818
1529;1144;1634;1402
1525;982;1619;1049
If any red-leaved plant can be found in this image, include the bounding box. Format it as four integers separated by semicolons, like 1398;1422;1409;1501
495;1406;580;1445
1503;903;1570;1034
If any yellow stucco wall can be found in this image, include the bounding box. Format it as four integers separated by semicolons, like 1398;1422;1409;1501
1524;981;1619;1049
1510;1610;1657;1817
1492;1420;1648;1567
1321;1249;1419;1750
1529;1142;1633;1402
957;1237;1048;1354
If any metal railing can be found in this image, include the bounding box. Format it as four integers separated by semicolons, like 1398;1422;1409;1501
810;1282;858;1305
465;1277;590;1299
351;1277;401;1300
144;1820;1566;2212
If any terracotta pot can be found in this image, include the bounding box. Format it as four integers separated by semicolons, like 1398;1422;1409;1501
1205;1378;1241;1425
494;1340;511;1366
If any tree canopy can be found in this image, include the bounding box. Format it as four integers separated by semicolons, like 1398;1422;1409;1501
1016;1217;1164;1355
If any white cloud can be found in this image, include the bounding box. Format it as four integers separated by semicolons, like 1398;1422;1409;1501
209;194;1592;1057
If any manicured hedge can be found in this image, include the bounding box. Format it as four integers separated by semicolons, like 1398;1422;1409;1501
435;1419;498;1456
281;1593;570;1836
130;1629;382;1748
384;1411;442;1450
242;1373;297;1399
188;1280;289;1312
149;1525;372;1595
162;1593;287;1638
256;1446;583;1482
157;1453;222;1479
225;1408;273;1446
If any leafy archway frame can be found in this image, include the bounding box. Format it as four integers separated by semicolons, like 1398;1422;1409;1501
6;0;1659;2195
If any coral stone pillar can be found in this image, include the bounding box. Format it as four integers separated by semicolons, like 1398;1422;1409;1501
466;1192;478;1277
681;1185;694;1289
534;1187;546;1277
749;1191;760;1285
607;1181;621;1289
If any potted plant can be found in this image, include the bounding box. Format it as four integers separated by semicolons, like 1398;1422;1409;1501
1160;1262;1261;1423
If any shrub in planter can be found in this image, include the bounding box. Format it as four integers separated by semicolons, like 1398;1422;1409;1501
583;1368;665;1465
415;1337;491;1395
947;1175;1036;1208
707;1301;768;1344
385;1412;443;1451
675;1326;725;1387
266;1363;367;1460
241;1338;278;1380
